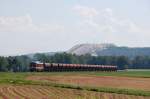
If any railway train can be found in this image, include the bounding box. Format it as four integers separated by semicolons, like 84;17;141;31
30;61;117;72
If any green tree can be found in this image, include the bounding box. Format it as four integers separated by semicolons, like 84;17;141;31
117;56;129;69
0;57;9;71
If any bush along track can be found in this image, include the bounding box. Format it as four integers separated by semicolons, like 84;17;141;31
0;79;150;97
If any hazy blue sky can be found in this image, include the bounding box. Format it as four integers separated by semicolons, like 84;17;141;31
0;0;150;55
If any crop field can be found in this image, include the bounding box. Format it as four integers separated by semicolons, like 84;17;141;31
0;71;149;98
0;85;149;99
27;75;150;91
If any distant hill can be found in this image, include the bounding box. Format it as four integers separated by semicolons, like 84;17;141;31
67;43;150;57
26;43;150;58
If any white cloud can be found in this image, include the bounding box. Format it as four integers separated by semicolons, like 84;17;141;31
71;5;150;47
0;14;64;33
0;14;67;56
0;6;149;55
73;5;146;34
72;5;99;19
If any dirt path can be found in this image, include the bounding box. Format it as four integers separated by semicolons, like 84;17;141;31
27;75;150;91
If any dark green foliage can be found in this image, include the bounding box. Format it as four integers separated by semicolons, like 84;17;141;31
34;53;150;69
0;55;31;72
116;56;130;69
0;57;9;71
96;47;150;58
132;56;150;69
0;53;150;72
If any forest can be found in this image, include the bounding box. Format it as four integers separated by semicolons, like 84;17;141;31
0;52;150;72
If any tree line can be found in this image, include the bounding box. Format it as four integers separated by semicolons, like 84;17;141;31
0;55;31;72
0;52;150;72
34;53;150;70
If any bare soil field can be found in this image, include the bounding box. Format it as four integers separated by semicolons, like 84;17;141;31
27;75;150;91
0;85;149;99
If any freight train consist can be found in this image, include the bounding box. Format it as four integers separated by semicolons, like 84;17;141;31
30;61;117;72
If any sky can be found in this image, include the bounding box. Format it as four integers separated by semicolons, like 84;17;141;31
0;0;150;56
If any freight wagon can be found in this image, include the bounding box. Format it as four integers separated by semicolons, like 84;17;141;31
30;61;117;72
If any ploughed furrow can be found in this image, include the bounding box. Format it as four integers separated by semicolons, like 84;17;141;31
41;86;68;98
47;86;68;98
17;86;34;98
5;86;22;99
41;87;61;98
39;86;65;99
0;87;8;99
23;86;46;99
0;85;149;99
11;86;29;99
33;87;52;99
0;86;20;99
0;86;28;99
7;87;20;98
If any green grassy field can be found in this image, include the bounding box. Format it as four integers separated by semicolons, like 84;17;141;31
0;70;150;80
0;71;149;97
